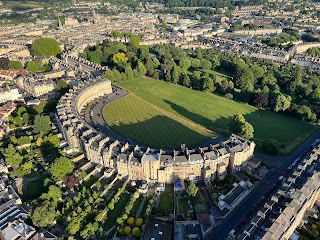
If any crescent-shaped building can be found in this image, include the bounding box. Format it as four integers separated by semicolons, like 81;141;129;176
56;76;255;184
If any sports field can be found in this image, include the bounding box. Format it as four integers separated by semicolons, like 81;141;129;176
104;78;317;154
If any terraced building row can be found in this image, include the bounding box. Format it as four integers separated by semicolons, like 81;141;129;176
56;77;255;183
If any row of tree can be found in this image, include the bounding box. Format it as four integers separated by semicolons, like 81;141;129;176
84;38;320;123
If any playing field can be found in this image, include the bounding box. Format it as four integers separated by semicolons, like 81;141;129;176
104;78;318;154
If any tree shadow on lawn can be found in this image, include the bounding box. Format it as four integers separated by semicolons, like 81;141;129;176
21;173;48;202
110;115;208;149
163;100;231;139
164;100;317;153
40;141;60;163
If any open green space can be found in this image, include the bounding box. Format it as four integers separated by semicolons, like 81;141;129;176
111;78;317;154
178;198;189;216
104;193;130;231
82;176;99;189
103;94;211;149
159;192;172;214
21;174;47;202
3;1;42;9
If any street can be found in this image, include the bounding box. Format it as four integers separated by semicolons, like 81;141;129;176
206;129;320;240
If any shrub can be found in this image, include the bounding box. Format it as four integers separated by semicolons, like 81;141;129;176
263;139;279;155
108;202;114;210
127;217;134;225
135;218;143;227
132;227;141;237
195;203;205;214
124;226;131;235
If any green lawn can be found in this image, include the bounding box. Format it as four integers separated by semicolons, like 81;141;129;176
103;94;211;149
113;78;317;154
22;174;47;202
82;175;99;189
178;198;189;216
129;196;142;217
159;192;172;215
104;193;130;231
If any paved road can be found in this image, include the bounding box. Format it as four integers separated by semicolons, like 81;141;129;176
207;129;320;240
83;86;132;143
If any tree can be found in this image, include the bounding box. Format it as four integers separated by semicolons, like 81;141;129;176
2;144;23;167
17;106;27;117
186;182;199;197
36;137;43;147
22;113;29;125
33;115;51;136
124;226;131;235
229;114;254;139
111;30;122;38
112;52;128;64
229;114;246;134
132;227;141;238
31;200;57;227
191;59;201;68
200;58;212;70
137;61;147;77
274;94;291;112
181;73;191;87
136;218;143;227
8;60;23;69
201;76;215;93
128;34;141;48
133;191;140;199
235;65;255;91
17;136;30;146
16;161;33;177
56;79;69;94
263;139;279;155
127;217;134;225
145;56;155;76
27;61;40;72
179;58;191;72
312;87;320;102
294;104;316;121
108;202;114;210
240;122;254;139
253;91;269;108
50;157;73;181
95;210;106;222
66;218;81;235
32;37;61;57
171;65;181;84
125;66;134;80
46;185;62;202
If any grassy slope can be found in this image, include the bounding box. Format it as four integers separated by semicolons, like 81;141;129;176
103;94;211;149
115;78;317;154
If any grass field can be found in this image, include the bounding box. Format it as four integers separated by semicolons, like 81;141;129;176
159;192;172;214
178;198;189;216
106;78;318;154
103;94;211;148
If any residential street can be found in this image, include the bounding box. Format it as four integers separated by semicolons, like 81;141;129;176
207;129;320;240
